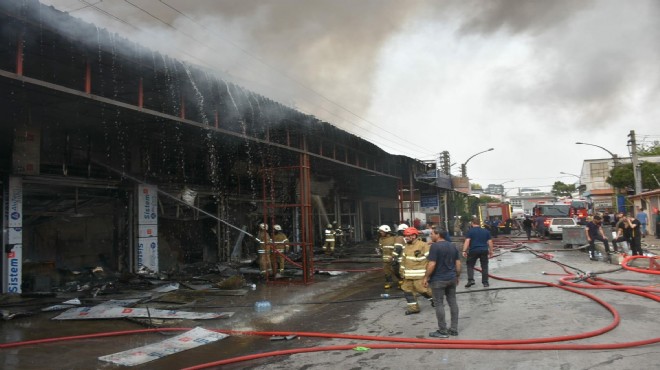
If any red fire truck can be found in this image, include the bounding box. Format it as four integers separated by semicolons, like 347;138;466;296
532;199;591;228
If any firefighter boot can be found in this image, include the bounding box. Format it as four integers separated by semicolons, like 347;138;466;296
404;292;420;315
405;303;420;315
589;251;597;261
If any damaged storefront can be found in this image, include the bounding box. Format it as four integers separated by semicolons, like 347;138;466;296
1;0;426;294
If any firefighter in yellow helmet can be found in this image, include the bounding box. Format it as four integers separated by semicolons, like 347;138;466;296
255;223;274;276
399;227;434;315
322;223;336;256
271;224;289;275
377;225;397;289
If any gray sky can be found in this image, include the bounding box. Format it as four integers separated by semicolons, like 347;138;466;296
41;0;660;192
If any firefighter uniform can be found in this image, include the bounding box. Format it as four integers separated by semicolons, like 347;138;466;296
377;225;397;289
399;227;433;315
322;224;336;256
271;225;289;274
255;224;274;276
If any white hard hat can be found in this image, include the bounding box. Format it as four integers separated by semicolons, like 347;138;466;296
259;223;268;230
327;224;333;228
273;224;282;231
397;223;409;231
378;225;391;233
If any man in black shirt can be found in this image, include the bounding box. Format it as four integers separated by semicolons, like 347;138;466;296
585;215;611;261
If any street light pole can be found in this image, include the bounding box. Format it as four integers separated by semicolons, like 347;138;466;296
461;148;494;177
559;171;582;196
575;141;619;211
575;142;619;165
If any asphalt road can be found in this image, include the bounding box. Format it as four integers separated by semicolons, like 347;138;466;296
1;236;659;369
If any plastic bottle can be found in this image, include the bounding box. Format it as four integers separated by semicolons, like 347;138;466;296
380;294;390;298
254;300;272;312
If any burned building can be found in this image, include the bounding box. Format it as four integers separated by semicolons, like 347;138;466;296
0;0;452;293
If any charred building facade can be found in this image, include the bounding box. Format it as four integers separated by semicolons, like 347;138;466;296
0;0;452;293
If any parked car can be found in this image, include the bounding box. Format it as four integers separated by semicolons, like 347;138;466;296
547;217;577;238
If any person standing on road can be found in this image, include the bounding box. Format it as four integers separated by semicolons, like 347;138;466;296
322;223;336;256
271;224;289;276
399;227;434;315
636;207;648;238
534;215;547;239
585;215;611;261
255;223;273;276
462;217;494;288
391;223;408;288
423;227;461;338
522;215;533;240
377;225;397;289
489;218;500;238
626;213;643;255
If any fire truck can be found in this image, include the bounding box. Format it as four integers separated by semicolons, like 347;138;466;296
478;202;513;231
532;199;591;227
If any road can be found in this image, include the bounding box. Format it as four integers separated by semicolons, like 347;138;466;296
1;236;659;369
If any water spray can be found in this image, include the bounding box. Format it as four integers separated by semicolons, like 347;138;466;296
92;160;255;239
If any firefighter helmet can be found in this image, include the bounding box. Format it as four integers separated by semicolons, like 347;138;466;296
403;227;419;237
397;223;409;231
378;225;391;233
273;224;282;231
259;223;268;230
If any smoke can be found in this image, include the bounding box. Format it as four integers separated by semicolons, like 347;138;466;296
442;0;660;129
37;0;660;143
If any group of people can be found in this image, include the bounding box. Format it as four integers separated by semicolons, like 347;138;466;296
255;223;290;277
322;221;347;256
520;214;548;240
377;217;492;339
585;211;644;260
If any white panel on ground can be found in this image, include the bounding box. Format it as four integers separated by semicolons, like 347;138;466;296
98;327;228;366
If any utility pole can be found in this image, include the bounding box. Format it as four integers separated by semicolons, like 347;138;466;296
629;130;642;194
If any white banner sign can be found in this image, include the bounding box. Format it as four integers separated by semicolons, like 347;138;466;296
52;306;233;320
8;177;22;228
137;237;159;272
99;327;229;367
4;245;22;293
138;224;158;238
137;185;158;225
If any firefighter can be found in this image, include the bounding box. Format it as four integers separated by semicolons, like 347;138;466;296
333;221;344;249
392;223;408;287
322;223;336;256
255;223;273;276
399;227;434;315
271;224;290;275
377;225;397;289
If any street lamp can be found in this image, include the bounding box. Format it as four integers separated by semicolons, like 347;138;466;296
461;148;494;177
575;142;619;165
560;172;582;196
575;141;619;211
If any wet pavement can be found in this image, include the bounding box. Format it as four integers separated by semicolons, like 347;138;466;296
1;237;659;369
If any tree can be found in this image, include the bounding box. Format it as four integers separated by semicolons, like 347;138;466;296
478;195;501;203
607;161;660;191
551;181;576;197
471;183;483;190
638;142;660;156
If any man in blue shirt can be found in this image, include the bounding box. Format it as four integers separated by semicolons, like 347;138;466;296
423;227;461;338
636;208;648;237
462;217;494;288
